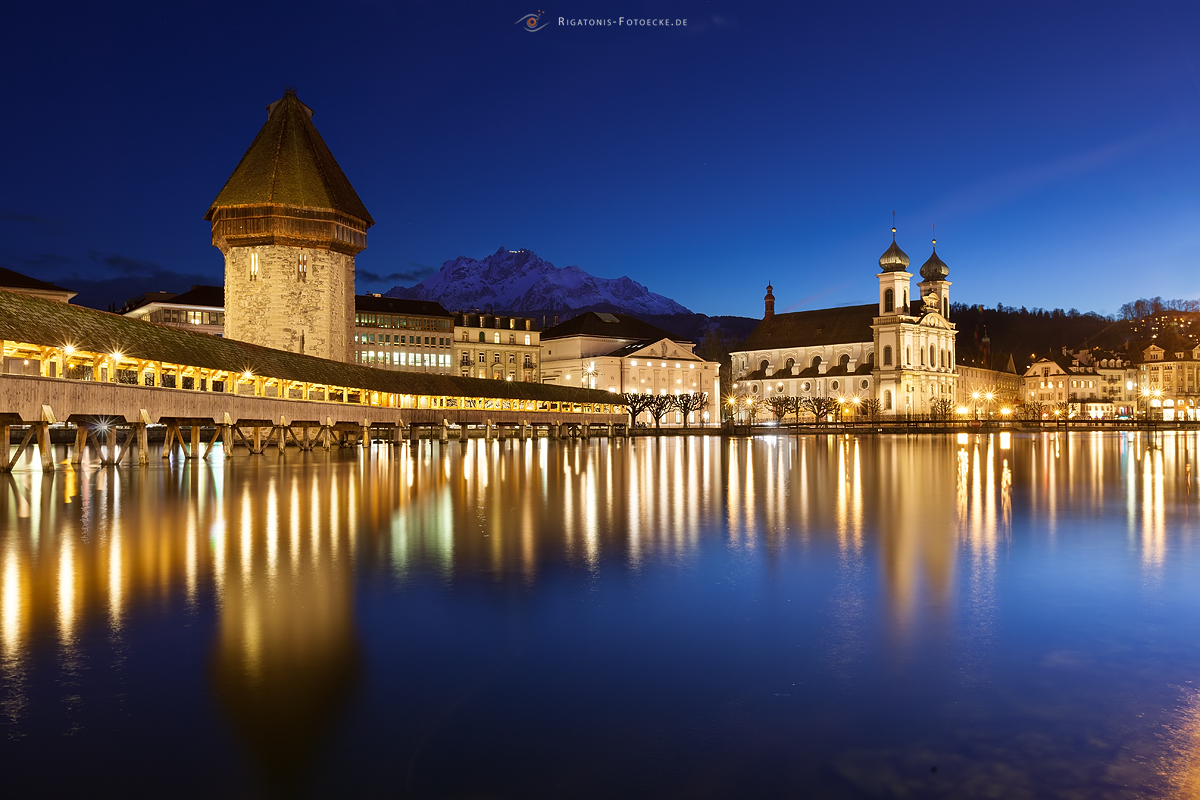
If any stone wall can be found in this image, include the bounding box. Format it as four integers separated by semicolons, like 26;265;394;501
224;245;354;362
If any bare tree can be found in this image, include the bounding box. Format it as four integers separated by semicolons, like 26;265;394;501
1021;400;1045;421
799;396;839;424
860;397;882;421
930;398;954;420
670;392;709;428
647;394;674;431
766;394;791;425
621;392;655;429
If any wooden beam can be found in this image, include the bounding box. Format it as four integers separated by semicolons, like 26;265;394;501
1;426;34;472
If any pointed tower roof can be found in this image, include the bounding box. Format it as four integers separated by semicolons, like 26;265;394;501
205;90;373;226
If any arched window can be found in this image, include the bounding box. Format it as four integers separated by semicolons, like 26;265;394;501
785;357;795;372
903;290;908;311
524;334;531;346
760;359;770;372
906;347;911;365
884;288;894;313
883;346;892;366
811;355;822;370
509;334;516;345
884;389;893;410
839;354;850;370
930;345;936;367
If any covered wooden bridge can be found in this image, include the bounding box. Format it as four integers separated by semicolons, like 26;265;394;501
0;289;628;470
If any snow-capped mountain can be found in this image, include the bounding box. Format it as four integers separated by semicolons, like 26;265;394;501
384;247;691;317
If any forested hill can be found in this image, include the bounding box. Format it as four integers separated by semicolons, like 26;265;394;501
951;303;1116;372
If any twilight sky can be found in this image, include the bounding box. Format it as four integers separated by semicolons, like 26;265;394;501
2;1;1198;317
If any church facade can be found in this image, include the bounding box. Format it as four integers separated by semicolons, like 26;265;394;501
730;230;958;417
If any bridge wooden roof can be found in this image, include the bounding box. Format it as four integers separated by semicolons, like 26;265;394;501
0;289;618;405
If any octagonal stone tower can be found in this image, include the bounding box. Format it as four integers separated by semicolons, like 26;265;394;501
205;89;373;362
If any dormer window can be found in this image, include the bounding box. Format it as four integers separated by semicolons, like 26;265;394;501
250;252;259;281
297;252;307;282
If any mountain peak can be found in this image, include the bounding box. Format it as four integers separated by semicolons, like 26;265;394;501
384;248;691;318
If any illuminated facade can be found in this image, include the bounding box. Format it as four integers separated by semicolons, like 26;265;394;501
353;294;454;373
540;312;721;425
120;284;226;337
731;230;958;417
453;312;541;382
1136;334;1200;420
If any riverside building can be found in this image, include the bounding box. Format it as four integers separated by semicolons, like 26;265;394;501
353;295;454;373
453;312;541;382
540;312;721;425
730;229;958;417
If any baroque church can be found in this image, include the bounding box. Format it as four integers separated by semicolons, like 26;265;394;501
730;228;957;416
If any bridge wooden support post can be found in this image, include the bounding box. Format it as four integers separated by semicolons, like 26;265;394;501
518;420;527;441
36;422;53;472
2;426;35;473
409;423;419;443
608;422;614;438
252;426;262;455
137;424;150;466
440;420;448;442
497;423;506;442
71;425;87;466
623;422;630;438
361;423;370;449
550;422;559;440
484;420;492;441
0;424;8;471
162;423;176;459
189;424;201;460
105;426;118;465
278;424;288;454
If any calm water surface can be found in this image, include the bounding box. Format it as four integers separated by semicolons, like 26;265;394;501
1;432;1199;798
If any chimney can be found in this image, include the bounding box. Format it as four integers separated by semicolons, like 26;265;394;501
553;315;559;326
764;283;775;320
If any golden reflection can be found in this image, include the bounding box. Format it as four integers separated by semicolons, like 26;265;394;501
1;432;1198;774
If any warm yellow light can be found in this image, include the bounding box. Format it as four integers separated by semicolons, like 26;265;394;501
1001;407;1012;416
63;345;75;355
111;351;122;361
243;370;253;379
852;397;861;404
956;406;969;415
971;392;980;400
985;392;994;401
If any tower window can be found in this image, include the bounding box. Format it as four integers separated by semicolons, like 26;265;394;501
884;346;892;366
250;252;259;281
884;288;894;313
297;252;307;282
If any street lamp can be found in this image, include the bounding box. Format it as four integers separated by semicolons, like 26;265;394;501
971;391;981;419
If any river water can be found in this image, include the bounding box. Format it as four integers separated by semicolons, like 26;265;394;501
0;432;1198;798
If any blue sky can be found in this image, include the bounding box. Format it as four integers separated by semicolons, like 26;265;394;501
2;1;1198;317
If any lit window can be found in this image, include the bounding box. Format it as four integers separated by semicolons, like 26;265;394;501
524;334;531;346
494;332;500;344
249;252;259;281
297;252;307;281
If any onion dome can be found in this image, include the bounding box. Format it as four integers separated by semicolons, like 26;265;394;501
920;246;949;281
879;229;910;272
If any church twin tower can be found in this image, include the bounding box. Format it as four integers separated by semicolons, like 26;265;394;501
205;89;373;362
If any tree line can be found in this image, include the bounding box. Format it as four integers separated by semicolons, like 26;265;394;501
621;392;709;430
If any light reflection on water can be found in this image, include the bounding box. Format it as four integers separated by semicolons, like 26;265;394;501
0;432;1197;797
